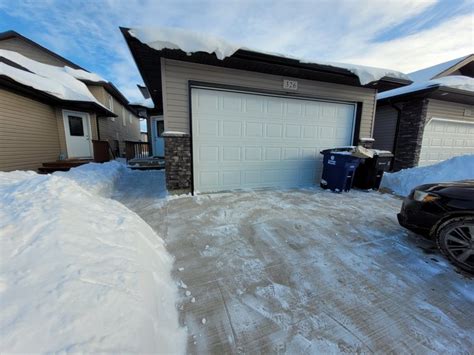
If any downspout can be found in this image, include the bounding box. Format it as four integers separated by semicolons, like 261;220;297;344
96;115;101;141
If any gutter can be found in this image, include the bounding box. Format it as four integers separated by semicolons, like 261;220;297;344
388;100;403;170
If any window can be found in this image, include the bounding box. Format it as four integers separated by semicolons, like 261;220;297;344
68;116;84;136
122;107;126;126
129;113;132;124
156;120;164;137
108;95;114;111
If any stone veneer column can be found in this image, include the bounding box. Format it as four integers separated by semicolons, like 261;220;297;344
392;99;429;171
163;133;192;191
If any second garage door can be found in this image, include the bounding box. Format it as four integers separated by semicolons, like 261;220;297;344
191;88;356;192
419;118;474;166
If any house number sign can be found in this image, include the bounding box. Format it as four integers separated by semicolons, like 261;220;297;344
283;79;298;90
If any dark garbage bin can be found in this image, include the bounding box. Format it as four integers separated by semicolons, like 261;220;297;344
353;150;394;190
320;149;361;192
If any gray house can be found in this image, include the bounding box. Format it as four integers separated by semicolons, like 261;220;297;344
122;27;409;193
373;55;474;170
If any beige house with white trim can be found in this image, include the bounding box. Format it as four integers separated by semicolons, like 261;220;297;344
0;30;141;172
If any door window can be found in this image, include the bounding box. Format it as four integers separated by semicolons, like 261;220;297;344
68;116;84;136
156;120;164;137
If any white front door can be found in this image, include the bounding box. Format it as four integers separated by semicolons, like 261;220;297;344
191;88;356;193
62;110;93;158
419;118;474;166
151;116;165;157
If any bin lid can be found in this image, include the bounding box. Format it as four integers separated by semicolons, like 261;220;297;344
372;149;394;157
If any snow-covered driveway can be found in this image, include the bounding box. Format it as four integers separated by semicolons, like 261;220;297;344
114;170;473;354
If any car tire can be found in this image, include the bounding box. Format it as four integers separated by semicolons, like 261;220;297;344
436;217;474;273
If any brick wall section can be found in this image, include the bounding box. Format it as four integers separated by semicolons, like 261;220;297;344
164;135;192;190
392;99;428;171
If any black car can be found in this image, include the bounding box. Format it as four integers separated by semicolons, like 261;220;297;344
398;181;474;273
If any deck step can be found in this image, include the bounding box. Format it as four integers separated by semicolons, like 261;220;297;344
38;160;92;174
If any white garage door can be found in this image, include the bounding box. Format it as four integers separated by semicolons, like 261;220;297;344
419;118;474;166
191;88;356;192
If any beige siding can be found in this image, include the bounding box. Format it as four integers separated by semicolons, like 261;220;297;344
88;85;141;155
0;37;67;67
426;99;474;122
162;58;377;138
0;88;61;171
373;105;398;151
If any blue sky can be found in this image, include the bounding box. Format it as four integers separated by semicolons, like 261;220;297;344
0;0;472;103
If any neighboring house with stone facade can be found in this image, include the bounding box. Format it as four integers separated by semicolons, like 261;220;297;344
373;55;474;171
121;27;409;193
0;30;141;172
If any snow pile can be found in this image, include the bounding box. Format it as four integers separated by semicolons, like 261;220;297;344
381;155;474;196
0;49;105;103
128;27;409;85
409;55;470;82
378;75;474;100
0;162;186;353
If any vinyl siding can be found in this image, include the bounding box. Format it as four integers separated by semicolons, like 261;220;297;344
161;58;377;138
88;85;141;155
0;37;67;67
0;88;61;171
373;105;398;151
426;99;474;123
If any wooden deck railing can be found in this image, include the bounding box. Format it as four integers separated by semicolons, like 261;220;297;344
125;141;151;161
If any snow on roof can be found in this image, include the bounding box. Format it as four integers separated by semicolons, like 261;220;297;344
408;54;471;82
377;75;474;100
130;97;154;109
0;49;105;104
128;27;409;85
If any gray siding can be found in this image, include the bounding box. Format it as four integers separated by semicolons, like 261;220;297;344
88;85;141;156
161;58;377;138
373;105;398;151
426;99;474;122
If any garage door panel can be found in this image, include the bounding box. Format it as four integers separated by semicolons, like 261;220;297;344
192;88;355;192
419;118;474;166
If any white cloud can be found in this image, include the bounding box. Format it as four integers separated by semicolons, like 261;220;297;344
342;13;473;72
0;0;471;101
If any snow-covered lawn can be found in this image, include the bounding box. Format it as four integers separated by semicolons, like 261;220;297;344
0;162;185;353
382;155;474;196
114;170;474;353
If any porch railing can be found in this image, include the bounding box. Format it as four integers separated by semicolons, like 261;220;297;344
125;141;151;161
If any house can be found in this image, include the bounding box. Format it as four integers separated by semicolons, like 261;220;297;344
129;84;165;157
121;27;410;193
0;30;142;172
373;54;474;170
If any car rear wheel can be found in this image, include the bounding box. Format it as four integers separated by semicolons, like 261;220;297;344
436;217;474;273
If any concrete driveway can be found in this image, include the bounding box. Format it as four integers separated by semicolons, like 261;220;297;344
114;170;473;354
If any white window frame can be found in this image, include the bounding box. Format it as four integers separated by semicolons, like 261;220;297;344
108;94;114;111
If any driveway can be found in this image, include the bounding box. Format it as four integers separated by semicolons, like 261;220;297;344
114;170;473;354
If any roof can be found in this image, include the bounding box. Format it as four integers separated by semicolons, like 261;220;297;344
408;54;473;82
121;27;412;113
377;76;474;105
0;30;85;70
0;30;140;116
127;26;410;86
0;49;116;116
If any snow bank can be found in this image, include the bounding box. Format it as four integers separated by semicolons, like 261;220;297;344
0;162;186;353
381;155;474;196
378;75;474;100
0;49;105;104
128;27;409;85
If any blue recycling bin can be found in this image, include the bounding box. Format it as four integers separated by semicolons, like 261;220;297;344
320;150;361;192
